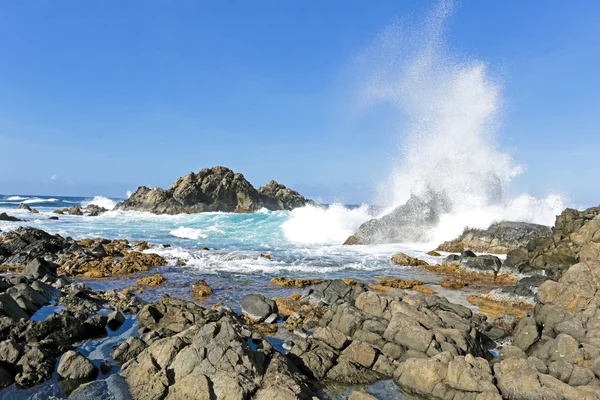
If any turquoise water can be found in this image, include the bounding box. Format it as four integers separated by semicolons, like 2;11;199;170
0;194;474;309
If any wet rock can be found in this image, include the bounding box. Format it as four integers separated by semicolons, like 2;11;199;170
391;252;429;266
107;310;125;330
135;273;166;287
0;212;21;222
57;350;99;380
241;294;277;322
190;279;213;298
0;364;13;388
437;221;551;254
343;194;445;245
270;276;325;288
18;203;32;212
68;206;83;215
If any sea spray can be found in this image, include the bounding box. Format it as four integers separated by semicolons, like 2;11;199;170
282;204;372;244
355;0;564;243
81;196;117;210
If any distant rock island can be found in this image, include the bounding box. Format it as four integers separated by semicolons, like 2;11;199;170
115;166;311;214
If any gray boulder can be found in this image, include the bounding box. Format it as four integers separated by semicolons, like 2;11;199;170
57;350;99;381
240;294;277;322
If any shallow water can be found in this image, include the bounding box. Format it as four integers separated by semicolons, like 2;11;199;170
0;194;484;399
0;194;480;310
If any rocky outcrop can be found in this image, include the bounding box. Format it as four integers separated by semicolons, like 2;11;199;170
115;166;311;214
344;195;447;245
118;296;316;400
0;227;166;278
191;279;213;298
503;206;600;277
284;280;498;391
0;213;21;222
257;180;311;211
437;221;552;254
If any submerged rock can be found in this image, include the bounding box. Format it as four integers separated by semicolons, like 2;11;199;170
115;166;311;214
191;279;213;298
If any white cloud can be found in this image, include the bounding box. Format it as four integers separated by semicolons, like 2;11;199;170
50;174;58;180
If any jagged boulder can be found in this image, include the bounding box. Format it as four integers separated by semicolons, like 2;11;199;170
437;221;552;254
257;180;311;211
503;206;600;276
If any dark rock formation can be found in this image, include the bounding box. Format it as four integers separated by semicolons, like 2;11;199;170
115;166;311;214
437;221;552;254
257;180;311;211
344;195;447;245
503;206;600;276
0;227;166;278
0;213;22;222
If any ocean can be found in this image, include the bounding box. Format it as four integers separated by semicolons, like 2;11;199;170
0;194;466;311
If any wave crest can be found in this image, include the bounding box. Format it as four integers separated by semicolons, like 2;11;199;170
82;196;116;210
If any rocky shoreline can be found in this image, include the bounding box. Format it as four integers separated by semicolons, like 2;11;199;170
0;204;599;399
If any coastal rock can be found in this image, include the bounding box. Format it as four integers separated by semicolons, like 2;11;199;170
240;294;277;322
135;273;166;287
394;352;499;399
503;206;600;276
437;221;551;254
68;206;83;215
115;166;310;214
57;350;98;381
0;212;22;222
391;252;429;266
257;180;311;211
191;279;213;298
119;296;316;400
18;203;32;212
107;310;125;330
343;195;446;245
270;276;325;288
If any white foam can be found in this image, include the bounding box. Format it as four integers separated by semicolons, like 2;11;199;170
169;227;207;240
354;0;565;244
22;197;58;204
81;196;116;210
6;196;27;201
282;204;372;244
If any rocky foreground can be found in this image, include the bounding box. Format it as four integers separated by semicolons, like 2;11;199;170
115;166;312;214
0;205;600;399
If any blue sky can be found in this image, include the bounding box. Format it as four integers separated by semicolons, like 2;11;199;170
0;1;598;206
